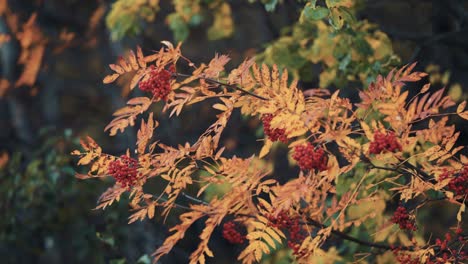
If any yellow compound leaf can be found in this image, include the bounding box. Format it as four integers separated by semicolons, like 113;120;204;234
147;203;156;219
457;101;466;113
109;63;124;74
136;46;146;68
360;121;373;140
130;69;146;90
259;139;272;158
459;111;468;120
105;97;152;136
420;83;430;93
103;73;119;84
128;50;139;70
424;145;441;158
212;103;228;111
457;203;465;222
77;153;94;165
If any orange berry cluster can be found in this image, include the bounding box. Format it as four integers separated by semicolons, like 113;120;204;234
267;211;307;258
369;131;402;154
262;114;288;143
138;65;175;101
292;143;328;172
391;206;417;231
439;165;468;196
222;221;245;244
108;155;139;189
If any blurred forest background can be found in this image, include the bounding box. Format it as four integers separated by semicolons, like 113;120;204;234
1;0;467;263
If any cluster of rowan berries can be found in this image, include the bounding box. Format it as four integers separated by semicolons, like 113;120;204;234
267;211;307;258
391;206;417;231
292;143;328;172
287;220;307;258
426;228;467;264
427;252;467;264
435;232;457;251
439;165;468;196
369;131;402;154
108;155;139;189
267;210;293;229
222;221;245;244
138;65;175;101
262;114;288;143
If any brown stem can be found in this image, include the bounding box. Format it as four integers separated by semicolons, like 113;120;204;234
306;219;413;251
174;72;268;101
173;191;415;251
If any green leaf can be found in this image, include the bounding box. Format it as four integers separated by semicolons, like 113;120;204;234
338;53;351;71
263;0;279;12
328;7;344;30
303;6;330;21
167;14;189;42
310;0;317;8
325;0;342;7
189;14;203;26
338;6;356;25
137;254;151;264
110;259;126;264
96;232;115;247
354;36;373;56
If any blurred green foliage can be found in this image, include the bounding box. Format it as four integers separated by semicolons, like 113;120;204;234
258;0;400;88
0;129;136;263
106;0;235;42
106;0;160;40
106;0;400;89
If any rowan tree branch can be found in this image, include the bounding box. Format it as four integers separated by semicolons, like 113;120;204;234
174;72;268;101
169;191;417;251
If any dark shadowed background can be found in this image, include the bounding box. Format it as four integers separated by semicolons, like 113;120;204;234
1;0;467;263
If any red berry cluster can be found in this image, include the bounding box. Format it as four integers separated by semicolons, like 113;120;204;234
262;114;288;143
292;143;328;172
369;131;402;154
391;206;417;231
138;65;175;101
435;232;454;251
267;210;293;229
426;228;467;264
287;219;307;258
108;155;139;189
222;221;245;244
267;211;307;258
439;165;468;196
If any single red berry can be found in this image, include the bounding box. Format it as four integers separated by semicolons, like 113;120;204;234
292;143;328;171
108;155;140;189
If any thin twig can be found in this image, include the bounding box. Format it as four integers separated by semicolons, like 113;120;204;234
158;191;417;252
174;72;268;101
181;192;209;205
306;219;412;251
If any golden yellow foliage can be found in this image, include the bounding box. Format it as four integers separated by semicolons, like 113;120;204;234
74;41;468;264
